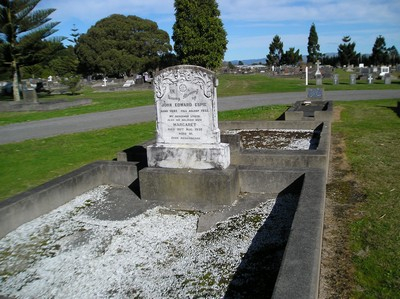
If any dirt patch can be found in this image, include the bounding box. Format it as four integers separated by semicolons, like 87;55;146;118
319;107;366;298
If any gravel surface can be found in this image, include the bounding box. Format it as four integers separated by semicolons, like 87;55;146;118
224;129;319;150
0;186;298;298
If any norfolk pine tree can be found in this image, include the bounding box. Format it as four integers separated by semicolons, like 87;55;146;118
338;36;358;67
172;0;227;70
0;0;62;101
307;23;320;63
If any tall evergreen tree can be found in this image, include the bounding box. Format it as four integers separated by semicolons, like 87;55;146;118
68;24;80;46
266;35;283;66
0;0;62;101
338;36;358;67
387;45;399;65
371;35;389;65
172;0;227;70
281;47;302;65
307;23;320;63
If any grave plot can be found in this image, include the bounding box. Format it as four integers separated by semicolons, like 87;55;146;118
0;183;300;298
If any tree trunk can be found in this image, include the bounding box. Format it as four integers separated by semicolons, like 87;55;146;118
12;61;21;101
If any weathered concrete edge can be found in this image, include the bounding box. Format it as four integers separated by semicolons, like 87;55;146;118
272;169;326;299
0;161;138;239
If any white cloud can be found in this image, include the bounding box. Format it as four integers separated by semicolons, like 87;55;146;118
218;0;400;24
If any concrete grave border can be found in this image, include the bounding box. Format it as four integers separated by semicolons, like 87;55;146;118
0;119;330;298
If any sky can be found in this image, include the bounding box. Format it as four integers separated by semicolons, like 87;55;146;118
37;0;400;62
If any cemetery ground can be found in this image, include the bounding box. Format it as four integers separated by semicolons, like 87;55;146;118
1;70;399;126
0;74;399;297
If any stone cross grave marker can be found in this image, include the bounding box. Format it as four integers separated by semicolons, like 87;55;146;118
146;65;230;169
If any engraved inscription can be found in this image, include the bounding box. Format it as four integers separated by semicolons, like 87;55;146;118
153;66;220;144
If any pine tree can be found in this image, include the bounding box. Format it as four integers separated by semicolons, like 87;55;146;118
68;24;80;46
266;35;283;66
338;36;358;67
172;0;227;70
307;23;320;64
281;47;302;65
371;35;389;65
0;0;62;101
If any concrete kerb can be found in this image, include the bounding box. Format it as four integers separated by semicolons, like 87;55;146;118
272;169;326;299
0;161;138;239
0;119;330;297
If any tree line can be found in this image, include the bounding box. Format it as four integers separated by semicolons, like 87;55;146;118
266;23;399;67
1;0;227;101
1;0;399;102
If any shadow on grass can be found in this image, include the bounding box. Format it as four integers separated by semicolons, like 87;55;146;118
223;175;304;299
378;101;400;117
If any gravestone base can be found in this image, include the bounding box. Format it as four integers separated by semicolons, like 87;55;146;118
139;166;239;207
147;143;230;170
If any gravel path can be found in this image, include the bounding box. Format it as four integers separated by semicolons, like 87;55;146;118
0;90;399;144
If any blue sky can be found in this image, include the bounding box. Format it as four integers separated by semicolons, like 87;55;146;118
37;0;400;62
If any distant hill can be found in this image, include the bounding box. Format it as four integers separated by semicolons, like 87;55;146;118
229;53;345;65
229;58;266;65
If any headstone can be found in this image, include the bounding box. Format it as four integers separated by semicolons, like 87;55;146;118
333;74;339;85
307;88;324;100
368;74;374;84
21;81;38;103
384;73;391;84
123;80;134;87
350;74;357;85
147;65;230;169
315;60;322;85
22;89;38;103
102;78;107;87
135;74;144;84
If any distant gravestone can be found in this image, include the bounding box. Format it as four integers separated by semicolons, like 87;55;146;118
333;74;339;85
21;81;38;103
146;65;230;169
350;74;357;85
384;74;391;84
22;89;38;103
307;88;324;100
315;60;322;85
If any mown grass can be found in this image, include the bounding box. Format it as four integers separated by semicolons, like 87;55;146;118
333;99;400;298
1;73;399;125
0;89;154;126
0;122;156;201
0;105;288;202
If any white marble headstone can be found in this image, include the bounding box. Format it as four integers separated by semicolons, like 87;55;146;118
147;65;230;169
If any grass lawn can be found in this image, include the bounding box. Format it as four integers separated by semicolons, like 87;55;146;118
1;72;399;126
332;99;400;298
